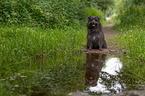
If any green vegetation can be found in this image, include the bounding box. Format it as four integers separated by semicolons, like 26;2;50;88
0;0;112;67
0;0;115;95
1;0;86;27
1;0;145;95
112;0;145;83
0;25;86;66
0;25;86;95
0;0;111;27
83;0;114;11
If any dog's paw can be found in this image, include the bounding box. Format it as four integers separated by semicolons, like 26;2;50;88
88;47;92;50
99;48;102;51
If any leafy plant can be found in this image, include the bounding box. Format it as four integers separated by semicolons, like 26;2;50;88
0;0;87;28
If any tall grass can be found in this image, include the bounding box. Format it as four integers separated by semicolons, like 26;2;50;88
0;25;87;65
114;25;145;61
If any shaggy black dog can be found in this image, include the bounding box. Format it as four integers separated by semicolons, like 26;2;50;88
87;16;107;50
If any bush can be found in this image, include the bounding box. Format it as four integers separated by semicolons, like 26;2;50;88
1;0;115;28
119;5;145;26
116;0;145;26
0;0;87;28
83;0;114;11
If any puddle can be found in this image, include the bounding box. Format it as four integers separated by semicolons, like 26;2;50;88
1;52;145;96
81;53;125;95
102;57;122;75
84;53;124;95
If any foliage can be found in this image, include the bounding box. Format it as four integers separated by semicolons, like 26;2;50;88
83;0;114;11
112;0;145;84
0;0;115;28
0;0;86;27
113;0;145;61
116;0;145;26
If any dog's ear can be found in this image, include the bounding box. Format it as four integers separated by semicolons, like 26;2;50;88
87;16;92;20
87;16;91;20
97;16;101;20
94;16;101;20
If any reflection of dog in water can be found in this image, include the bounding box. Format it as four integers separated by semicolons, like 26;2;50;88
85;53;106;86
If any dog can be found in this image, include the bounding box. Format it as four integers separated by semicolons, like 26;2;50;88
87;16;107;50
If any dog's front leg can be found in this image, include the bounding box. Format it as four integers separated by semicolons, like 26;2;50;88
87;40;93;50
98;41;103;51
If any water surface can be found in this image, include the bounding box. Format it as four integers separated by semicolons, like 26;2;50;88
1;52;144;96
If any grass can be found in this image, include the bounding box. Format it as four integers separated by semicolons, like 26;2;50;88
112;24;145;84
113;25;145;61
0;25;87;66
110;0;145;84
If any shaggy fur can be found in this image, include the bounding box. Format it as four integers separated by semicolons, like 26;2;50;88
87;16;107;50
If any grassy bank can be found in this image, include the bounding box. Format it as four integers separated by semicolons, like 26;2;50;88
0;25;87;65
113;25;145;83
113;25;145;61
112;0;145;83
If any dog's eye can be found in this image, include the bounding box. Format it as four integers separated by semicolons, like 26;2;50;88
94;18;98;21
90;19;93;21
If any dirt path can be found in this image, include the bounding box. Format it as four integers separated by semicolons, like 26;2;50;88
103;23;120;36
85;23;122;55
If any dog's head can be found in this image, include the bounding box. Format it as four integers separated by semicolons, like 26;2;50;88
87;16;101;28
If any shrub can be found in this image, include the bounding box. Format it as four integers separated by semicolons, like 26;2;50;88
0;0;87;27
119;5;145;26
115;0;145;26
83;0;114;11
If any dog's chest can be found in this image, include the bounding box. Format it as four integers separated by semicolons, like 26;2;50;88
93;35;96;40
